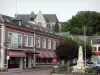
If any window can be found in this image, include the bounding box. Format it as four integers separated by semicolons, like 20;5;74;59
36;37;40;48
8;32;18;48
57;41;60;46
42;38;46;48
18;34;23;45
38;22;42;26
48;39;51;49
47;24;51;29
28;36;33;47
94;47;97;51
53;40;56;50
23;35;28;46
8;32;12;43
98;47;100;51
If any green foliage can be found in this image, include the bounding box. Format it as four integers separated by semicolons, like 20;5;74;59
55;36;93;61
53;22;59;32
67;66;73;72
63;11;100;35
54;63;60;68
56;37;79;60
84;66;93;73
61;22;68;32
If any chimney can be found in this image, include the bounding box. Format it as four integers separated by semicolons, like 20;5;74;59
11;18;22;26
30;11;35;21
19;20;22;26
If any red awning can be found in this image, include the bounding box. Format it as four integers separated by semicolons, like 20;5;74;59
36;51;44;58
24;50;39;54
48;52;54;58
8;51;26;57
94;51;100;55
42;52;50;58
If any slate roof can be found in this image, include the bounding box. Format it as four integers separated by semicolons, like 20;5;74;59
0;14;60;37
15;12;59;22
15;14;37;22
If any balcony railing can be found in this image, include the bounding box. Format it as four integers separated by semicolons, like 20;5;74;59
8;43;21;49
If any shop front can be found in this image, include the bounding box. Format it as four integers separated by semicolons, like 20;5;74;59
24;50;39;68
36;51;55;64
8;50;26;69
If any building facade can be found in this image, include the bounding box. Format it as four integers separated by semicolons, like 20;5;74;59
90;37;100;60
0;14;62;71
15;10;59;31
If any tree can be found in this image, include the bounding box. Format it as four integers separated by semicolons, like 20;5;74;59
53;22;59;32
55;37;93;61
61;22;67;32
66;11;100;35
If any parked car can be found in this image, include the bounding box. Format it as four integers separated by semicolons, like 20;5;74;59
86;60;100;69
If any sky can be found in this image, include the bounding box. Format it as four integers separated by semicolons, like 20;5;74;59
0;0;100;22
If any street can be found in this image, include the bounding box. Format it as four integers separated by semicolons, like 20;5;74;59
0;69;52;75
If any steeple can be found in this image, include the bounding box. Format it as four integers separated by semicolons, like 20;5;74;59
38;10;43;15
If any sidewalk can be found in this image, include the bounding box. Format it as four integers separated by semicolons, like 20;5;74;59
0;65;53;74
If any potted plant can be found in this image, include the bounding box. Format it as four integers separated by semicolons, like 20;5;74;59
84;66;93;73
67;66;73;72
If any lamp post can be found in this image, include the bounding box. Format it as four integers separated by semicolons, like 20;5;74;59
4;41;10;72
84;27;86;66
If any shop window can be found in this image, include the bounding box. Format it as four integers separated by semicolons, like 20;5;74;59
9;57;19;64
36;58;39;63
48;58;52;63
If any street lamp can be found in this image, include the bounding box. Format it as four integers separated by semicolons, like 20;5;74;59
4;41;10;71
84;27;86;66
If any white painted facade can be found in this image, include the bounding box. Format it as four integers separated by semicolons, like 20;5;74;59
34;11;47;27
91;40;100;52
91;39;100;61
34;11;57;30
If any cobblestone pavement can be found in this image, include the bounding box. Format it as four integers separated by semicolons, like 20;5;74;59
0;69;52;75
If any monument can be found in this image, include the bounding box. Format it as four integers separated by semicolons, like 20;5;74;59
73;46;85;72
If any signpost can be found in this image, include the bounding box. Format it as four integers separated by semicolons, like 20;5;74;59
52;58;57;64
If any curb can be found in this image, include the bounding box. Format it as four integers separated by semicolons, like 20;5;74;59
0;67;53;74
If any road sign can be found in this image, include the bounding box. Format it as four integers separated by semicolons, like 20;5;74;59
52;58;57;64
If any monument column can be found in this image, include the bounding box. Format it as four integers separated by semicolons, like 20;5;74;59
73;46;84;72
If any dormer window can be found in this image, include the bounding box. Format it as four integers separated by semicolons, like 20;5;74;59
6;19;10;22
34;27;37;29
38;22;42;26
26;25;30;27
47;24;51;29
30;18;34;21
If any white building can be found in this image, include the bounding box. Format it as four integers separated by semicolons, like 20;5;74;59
15;10;59;31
